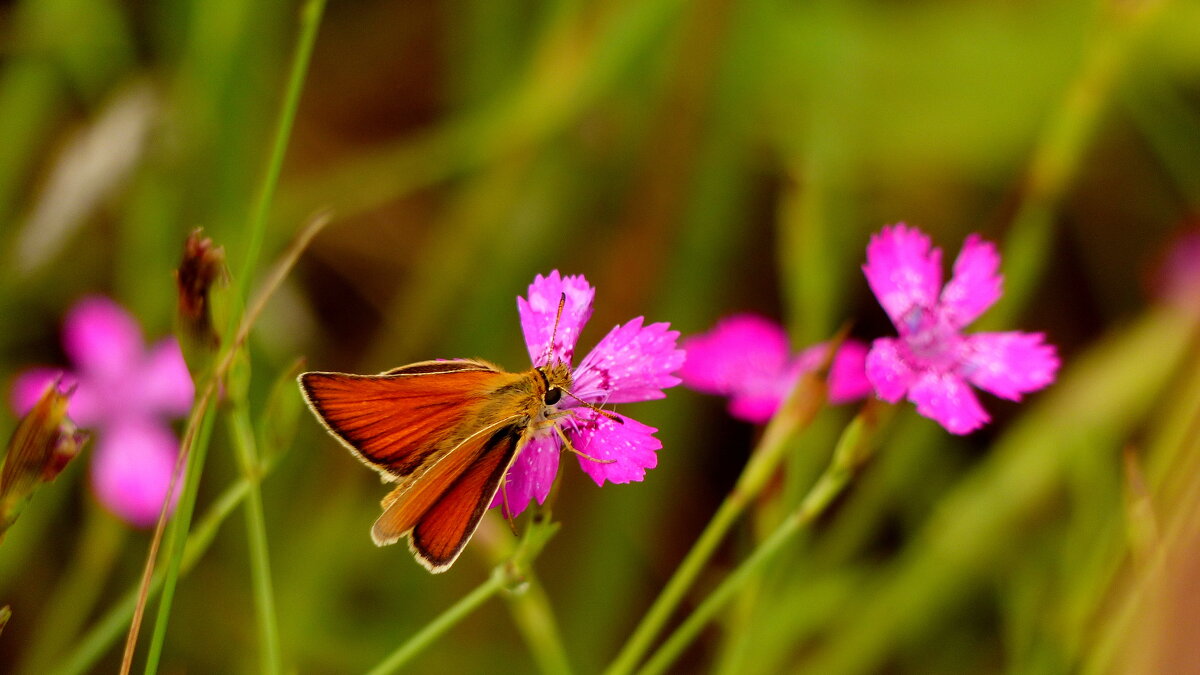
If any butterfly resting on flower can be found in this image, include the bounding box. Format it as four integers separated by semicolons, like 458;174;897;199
299;272;684;572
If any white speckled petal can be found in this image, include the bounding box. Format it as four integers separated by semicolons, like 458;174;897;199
572;318;685;404
568;409;661;486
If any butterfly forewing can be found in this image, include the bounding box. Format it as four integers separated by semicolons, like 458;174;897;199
298;363;505;479
410;424;524;571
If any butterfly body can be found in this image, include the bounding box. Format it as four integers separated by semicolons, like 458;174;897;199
299;358;574;572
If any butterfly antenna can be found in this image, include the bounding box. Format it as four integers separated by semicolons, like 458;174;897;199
561;389;623;424
541;292;567;365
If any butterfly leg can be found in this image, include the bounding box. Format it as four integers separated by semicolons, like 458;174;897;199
553;424;615;464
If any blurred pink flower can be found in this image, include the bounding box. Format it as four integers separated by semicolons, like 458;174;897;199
491;271;685;517
678;314;871;424
10;296;193;525
1153;227;1200;313
862;224;1059;434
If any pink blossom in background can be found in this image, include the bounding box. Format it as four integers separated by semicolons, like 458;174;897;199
1153;227;1200;313
678;314;871;424
10;296;194;525
491;271;686;517
862;224;1059;434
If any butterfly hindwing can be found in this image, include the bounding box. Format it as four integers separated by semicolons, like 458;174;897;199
409;423;524;572
370;414;522;548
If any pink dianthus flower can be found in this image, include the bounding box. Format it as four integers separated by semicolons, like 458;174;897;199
862;224;1059;434
492;271;686;517
10;296;193;525
679;314;871;424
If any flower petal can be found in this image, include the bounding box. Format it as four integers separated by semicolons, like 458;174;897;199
90;420;182;527
573;318;684;404
907;371;990;435
519;271;595;367
828;340;872;404
939;234;1002;329
10;368;105;426
63;296;144;379
726;393;783;424
568;410;661;486
489;434;560;518
11;368;68;415
678;314;790;395
961;331;1059;401
863;224;943;327
865;337;917;403
140;338;195;417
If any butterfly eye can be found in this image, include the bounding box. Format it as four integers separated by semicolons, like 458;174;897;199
543;388;562;405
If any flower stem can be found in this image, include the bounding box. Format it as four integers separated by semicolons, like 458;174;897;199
604;372;829;675
141;402;217;675
637;407;884;675
503;572;573;675
118;0;327;662
233;0;327;309
53;458;263;675
227;406;282;675
365;574;507;675
366;510;563;675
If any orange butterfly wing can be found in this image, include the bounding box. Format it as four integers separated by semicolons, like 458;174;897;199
372;419;523;571
298;360;503;479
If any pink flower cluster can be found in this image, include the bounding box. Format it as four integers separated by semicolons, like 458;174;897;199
10;297;193;526
681;224;1061;435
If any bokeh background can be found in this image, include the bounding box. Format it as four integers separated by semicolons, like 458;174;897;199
2;0;1200;672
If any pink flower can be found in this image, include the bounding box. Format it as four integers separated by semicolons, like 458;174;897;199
678;314;871;424
10;296;193;525
862;224;1059;434
491;271;685;517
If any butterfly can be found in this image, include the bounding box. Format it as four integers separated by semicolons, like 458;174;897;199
298;296;612;573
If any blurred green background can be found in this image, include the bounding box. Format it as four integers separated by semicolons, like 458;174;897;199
2;0;1200;672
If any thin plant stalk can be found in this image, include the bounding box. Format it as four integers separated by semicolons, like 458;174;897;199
365;575;506;675
366;512;562;675
227;406;282;674
122;0;328;653
504;573;573;675
120;209;330;673
141;404;217;674
638;408;884;675
604;371;830;675
51;461;266;675
234;0;327;308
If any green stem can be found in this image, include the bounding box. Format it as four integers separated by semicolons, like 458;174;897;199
233;0;327;308
365;574;506;675
637;410;880;675
227;406;282;674
51;465;261;675
604;374;828;675
504;572;573;675
124;3;326;670
366;510;562;674
142;402;218;674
